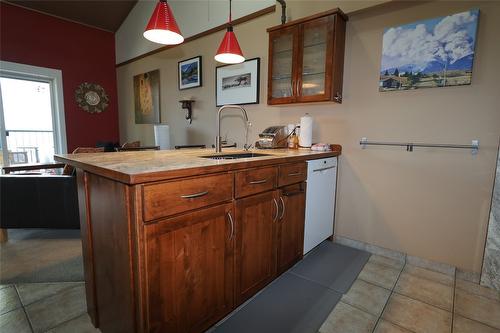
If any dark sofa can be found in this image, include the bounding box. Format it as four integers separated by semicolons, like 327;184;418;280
0;173;80;229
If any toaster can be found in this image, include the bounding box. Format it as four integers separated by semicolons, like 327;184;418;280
255;126;288;149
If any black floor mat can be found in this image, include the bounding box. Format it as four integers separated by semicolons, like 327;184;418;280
214;272;342;333
290;241;370;293
213;241;370;333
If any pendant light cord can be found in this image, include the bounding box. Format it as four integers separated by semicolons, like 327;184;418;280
229;0;232;24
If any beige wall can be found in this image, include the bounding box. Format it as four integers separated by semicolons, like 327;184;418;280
116;0;500;273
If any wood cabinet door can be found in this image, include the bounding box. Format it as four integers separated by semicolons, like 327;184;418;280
296;15;335;103
234;191;279;304
277;183;306;274
144;203;234;333
268;25;299;105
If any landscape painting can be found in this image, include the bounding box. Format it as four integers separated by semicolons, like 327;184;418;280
379;9;479;92
222;73;251;91
216;58;260;106
133;70;160;124
178;56;202;90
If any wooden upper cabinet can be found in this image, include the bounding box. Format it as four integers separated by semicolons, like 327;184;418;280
144;203;234;333
267;8;347;105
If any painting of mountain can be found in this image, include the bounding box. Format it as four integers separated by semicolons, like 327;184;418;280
379;9;479;92
178;56;202;90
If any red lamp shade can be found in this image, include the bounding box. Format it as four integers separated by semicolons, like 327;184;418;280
214;27;245;64
144;0;184;45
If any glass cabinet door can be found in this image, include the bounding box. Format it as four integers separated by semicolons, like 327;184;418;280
298;16;334;101
268;27;297;103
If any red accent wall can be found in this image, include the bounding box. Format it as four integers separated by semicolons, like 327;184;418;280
0;3;119;151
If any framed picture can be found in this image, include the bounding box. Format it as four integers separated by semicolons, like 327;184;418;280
178;56;202;90
216;58;260;106
379;9;479;92
133;70;160;124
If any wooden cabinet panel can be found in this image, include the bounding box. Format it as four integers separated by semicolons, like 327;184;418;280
267;9;347;105
142;173;233;221
278;162;307;187
234;191;278;305
87;173;136;333
235;166;277;198
144;204;234;333
277;183;306;274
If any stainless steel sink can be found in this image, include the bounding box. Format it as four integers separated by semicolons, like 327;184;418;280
200;152;270;160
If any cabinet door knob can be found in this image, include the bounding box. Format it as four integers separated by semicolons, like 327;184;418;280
288;172;302;177
334;92;342;103
227;211;235;241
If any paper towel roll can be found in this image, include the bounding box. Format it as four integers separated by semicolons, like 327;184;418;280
299;113;313;148
154;124;171;150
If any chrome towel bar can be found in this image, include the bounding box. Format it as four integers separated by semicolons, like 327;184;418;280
360;137;479;153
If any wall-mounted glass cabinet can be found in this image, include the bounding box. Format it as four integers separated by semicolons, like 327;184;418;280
267;9;347;105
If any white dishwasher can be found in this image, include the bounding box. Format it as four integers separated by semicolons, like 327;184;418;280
303;157;337;254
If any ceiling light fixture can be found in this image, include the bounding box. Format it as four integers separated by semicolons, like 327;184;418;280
214;0;245;64
144;0;184;45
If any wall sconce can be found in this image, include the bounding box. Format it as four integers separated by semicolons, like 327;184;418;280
179;100;194;124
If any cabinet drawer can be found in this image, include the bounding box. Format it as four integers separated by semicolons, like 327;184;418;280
235;167;277;198
142;173;233;221
278;162;307;187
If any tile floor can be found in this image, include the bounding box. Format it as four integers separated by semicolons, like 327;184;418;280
0;282;99;333
1;246;500;332
319;255;500;333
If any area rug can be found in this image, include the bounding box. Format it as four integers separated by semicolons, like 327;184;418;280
0;229;84;283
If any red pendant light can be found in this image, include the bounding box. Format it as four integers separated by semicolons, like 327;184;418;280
144;0;184;45
215;0;245;64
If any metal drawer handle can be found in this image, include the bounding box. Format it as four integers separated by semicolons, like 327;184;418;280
227;211;235;241
279;197;285;220
273;198;279;222
313;166;336;172
288;172;302;177
180;190;209;199
249;178;268;185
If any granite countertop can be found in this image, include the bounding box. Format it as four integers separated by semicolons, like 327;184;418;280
54;146;341;185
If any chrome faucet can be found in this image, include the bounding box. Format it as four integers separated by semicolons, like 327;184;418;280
215;105;250;153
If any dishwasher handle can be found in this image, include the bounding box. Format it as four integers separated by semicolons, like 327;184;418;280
312;165;336;173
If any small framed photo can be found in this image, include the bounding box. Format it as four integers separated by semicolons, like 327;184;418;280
178;56;202;90
216;58;260;106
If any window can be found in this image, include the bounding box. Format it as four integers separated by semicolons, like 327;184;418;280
0;61;67;167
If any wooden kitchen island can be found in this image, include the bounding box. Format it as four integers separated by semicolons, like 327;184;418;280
55;147;341;333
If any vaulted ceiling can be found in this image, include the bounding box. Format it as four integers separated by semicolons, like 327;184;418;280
5;0;138;32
